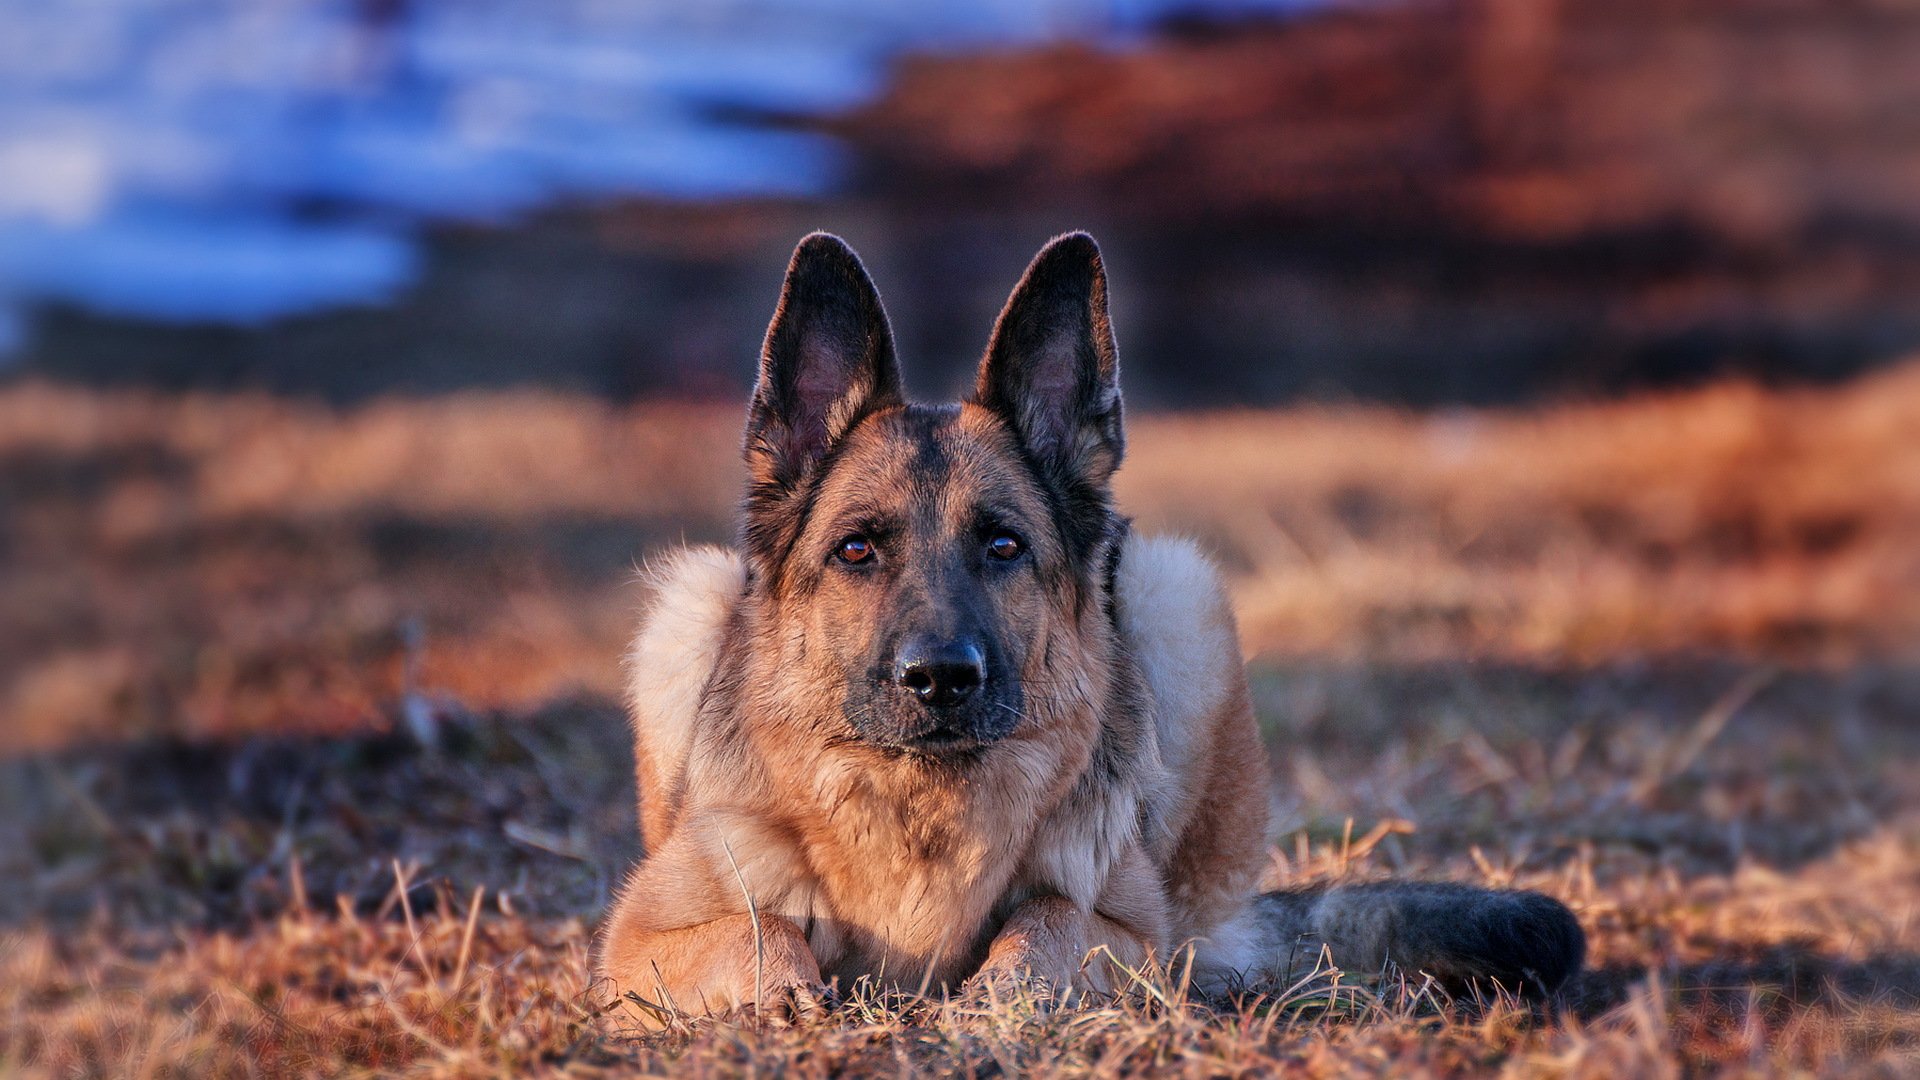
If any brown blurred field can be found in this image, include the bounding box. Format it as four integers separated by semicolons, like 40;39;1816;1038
4;365;1920;1075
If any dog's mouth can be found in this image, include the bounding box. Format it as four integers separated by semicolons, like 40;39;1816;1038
898;721;989;755
845;688;1019;758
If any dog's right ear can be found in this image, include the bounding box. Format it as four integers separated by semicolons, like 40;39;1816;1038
744;233;902;497
974;232;1123;491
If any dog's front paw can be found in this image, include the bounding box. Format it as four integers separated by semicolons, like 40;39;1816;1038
959;956;1068;1011
726;978;838;1027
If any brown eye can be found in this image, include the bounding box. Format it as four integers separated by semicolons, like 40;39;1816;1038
986;532;1024;561
835;536;875;565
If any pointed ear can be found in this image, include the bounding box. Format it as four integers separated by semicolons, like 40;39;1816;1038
745;232;902;494
973;232;1123;489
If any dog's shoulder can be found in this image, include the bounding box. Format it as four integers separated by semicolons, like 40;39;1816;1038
625;545;746;770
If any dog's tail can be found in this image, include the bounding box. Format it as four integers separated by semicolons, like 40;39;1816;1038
1194;881;1585;998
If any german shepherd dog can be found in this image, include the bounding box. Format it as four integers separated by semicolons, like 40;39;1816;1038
595;232;1584;1024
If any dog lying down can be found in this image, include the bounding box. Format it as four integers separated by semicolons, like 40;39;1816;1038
594;231;1584;1026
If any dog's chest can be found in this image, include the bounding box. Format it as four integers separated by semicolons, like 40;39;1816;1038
786;776;1035;988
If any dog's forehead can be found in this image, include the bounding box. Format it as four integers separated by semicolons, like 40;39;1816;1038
813;403;1047;524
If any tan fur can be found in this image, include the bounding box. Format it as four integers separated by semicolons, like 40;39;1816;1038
1116;536;1272;950
623;545;746;851
598;908;823;1018
597;525;1266;1025
594;232;1581;1028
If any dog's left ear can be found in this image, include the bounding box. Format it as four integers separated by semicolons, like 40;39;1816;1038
973;232;1124;490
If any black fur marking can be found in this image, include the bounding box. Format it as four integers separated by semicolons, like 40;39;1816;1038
1255;882;1586;997
1465;889;1588;995
1101;515;1131;628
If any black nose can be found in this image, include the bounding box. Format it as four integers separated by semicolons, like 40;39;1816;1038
894;637;984;708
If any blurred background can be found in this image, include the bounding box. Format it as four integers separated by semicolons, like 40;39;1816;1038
9;0;1920;405
6;2;1920;1073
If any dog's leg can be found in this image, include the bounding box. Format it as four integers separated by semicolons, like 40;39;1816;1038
1199;882;1584;997
973;895;1091;989
597;903;825;1029
970;896;1159;998
594;822;826;1028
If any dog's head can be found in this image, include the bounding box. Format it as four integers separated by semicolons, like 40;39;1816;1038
738;232;1125;758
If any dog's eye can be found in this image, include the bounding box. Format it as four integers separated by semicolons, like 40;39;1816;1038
985;532;1024;561
834;536;875;565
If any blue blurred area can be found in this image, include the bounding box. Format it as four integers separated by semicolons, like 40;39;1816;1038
0;0;1309;330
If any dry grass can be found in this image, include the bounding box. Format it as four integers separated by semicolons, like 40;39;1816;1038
4;361;1915;750
3;364;1919;1075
